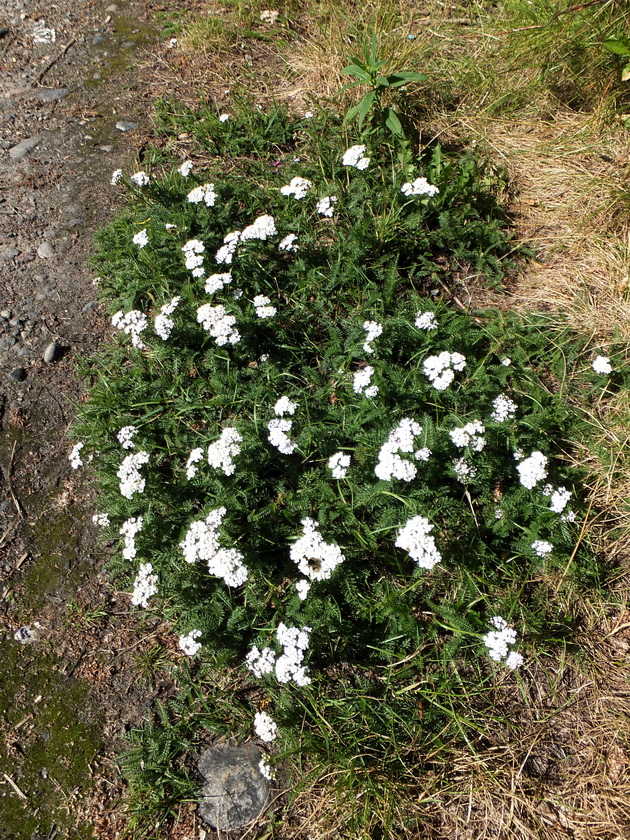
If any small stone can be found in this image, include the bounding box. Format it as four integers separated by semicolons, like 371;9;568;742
43;340;62;363
92;34;105;45
100;145;113;152
36;88;68;102
37;242;54;259
9;367;26;382
92;72;102;81
9;136;41;160
105;3;119;10
1;336;17;349
198;744;270;830
14;625;37;643
0;309;11;319
121;41;134;48
82;301;98;314
0;247;19;261
115;121;138;132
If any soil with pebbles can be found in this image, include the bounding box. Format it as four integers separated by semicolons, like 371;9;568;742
0;1;182;836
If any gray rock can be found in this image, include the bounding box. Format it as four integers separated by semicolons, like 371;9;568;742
115;120;138;132
100;145;113;152
92;34;105;45
0;309;11;319
43;340;62;363
9;136;41;160
0;247;19;261
14;625;38;644
1;336;17;349
9;366;26;382
36;88;69;102
106;3;119;11
198;743;270;830
121;41;134;49
37;241;54;259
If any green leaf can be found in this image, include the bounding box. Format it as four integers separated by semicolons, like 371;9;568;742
384;107;403;137
340;65;371;82
387;71;427;88
375;75;390;88
604;37;630;56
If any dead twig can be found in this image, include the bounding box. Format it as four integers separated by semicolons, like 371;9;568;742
2;772;27;801
33;39;76;85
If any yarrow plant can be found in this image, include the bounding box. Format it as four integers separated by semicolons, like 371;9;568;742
76;104;621;819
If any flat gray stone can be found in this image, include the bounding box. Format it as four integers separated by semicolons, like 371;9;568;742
43;340;62;363
36;88;69;102
9;367;26;382
115;120;138;132
37;241;54;259
9;136;41;160
198;743;270;830
0;247;19;261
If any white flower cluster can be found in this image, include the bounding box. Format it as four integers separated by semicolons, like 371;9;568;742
120;516;143;561
245;645;276;677
450;420;486;452
423;351;466;390
132;228;149;248
290;518;345;582
516;451;548;489
278;233;298;252
178;160;193;177
111;168;123;185
531;539;553;557
490;394;517;423
275;623;312;686
502;357;511;366
253;295;277;319
268;397;298;454
117;451;150;499
316;195;337;217
92;512;110;527
207;427;242;475
362;320;382;354
401;177;439;197
215;230;241;265
178;629;202;656
112;309;148;349
131;562;158;608
219;113;230;122
117;425;137;450
342;145;370;170
154;296;180;341
180;507;248;586
274;396;297;416
254;710;277;742
453;457;477;483
395;515;442;570
549;486;571;513
203;272;231;294
241;214;277;241
295;579;311;600
187;183;217;207
258;756;274;780
280;177;313;199
182;238;205;278
69;441;84;469
196;303;240;345
130;171;149;186
185;447;204;479
483;616;524;669
375;418;424;482
353;365;378;398
415;310;438;330
592;355;612;375
328;451;351;479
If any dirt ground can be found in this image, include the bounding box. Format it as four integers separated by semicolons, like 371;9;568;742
0;1;184;836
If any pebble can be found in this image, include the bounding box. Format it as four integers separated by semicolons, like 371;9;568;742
121;41;134;49
37;242;54;259
1;336;17;349
93;34;105;45
0;309;11;319
14;625;38;644
43;340;62;363
105;3;119;10
9;366;27;382
36;88;69;102
8;135;41;160
0;247;20;261
100;145;113;152
115;121;138;132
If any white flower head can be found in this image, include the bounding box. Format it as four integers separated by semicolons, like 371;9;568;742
69;442;84;470
196;303;240;345
215;230;241;265
180;507;248;586
111;168;123;185
241;214;277;241
501;357;512;366
280;177;313;200
453;457;477;483
275;623;312;686
290;518;345;582
423;351;466;390
117;451;150;499
362;320;382;354
328;451;351;479
185;447;204;479
316;195;338;217
207;427;242;476
246;645;276;677
450;420;486;452
130;171;149;186
415;311;438;330
154;296;181;341
187;183;217;207
218;113;230;122
132;228;149;248
549;486;572;513
483;616;524;668
131;563;158;608
254;295;277;319
254;711;277;742
92;512;110;527
592;355;612;375
179;629;202;656
178;160;193;177
342;145;370;170
375;418;423;482
353;365;378;398
112;309;148;349
205;272;232;294
267;418;297;454
531;539;553;557
117;425;137;450
516;451;548;489
295;579;311;600
490;394;517;423
401;177;439;197
278;233;298;252
120;516;144;561
258;756;275;780
274;396;297;416
395;515;441;570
